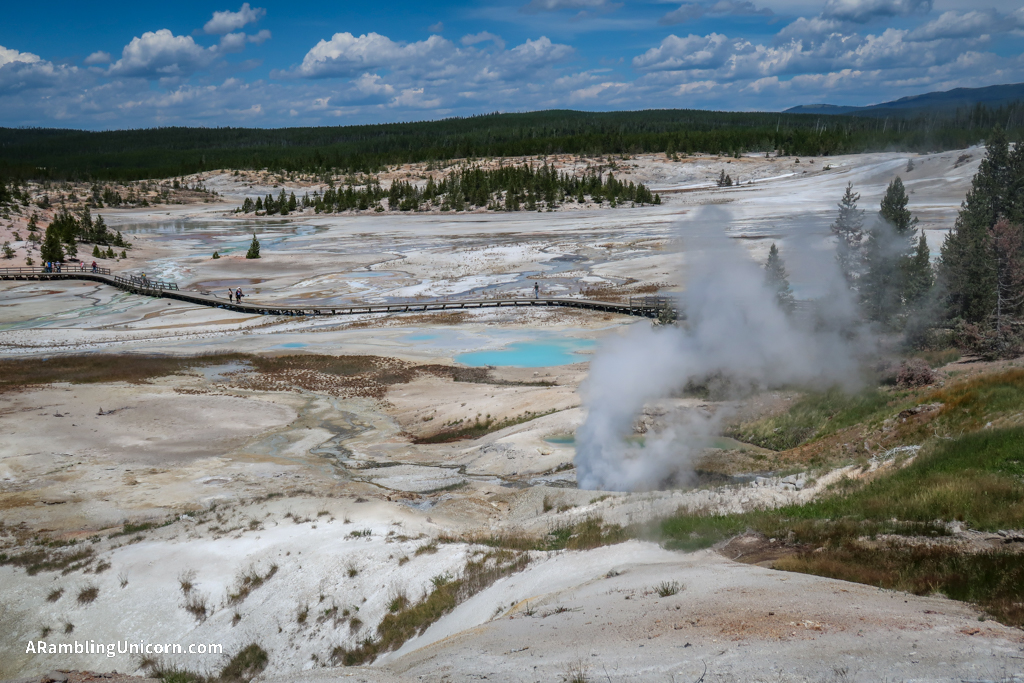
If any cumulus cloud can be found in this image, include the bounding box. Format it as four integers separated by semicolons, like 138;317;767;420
0;44;79;92
429;22;444;33
660;0;773;26
461;31;506;50
286;30;572;84
107;30;217;79
0;45;41;67
289;32;454;78
84;51;111;65
907;10;1004;41
521;0;617;13
774;17;842;45
249;29;272;45
821;0;931;23
204;3;266;35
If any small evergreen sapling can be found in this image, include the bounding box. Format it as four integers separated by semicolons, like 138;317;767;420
765;243;795;313
246;233;261;259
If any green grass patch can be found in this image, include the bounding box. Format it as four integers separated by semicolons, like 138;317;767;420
656;428;1024;626
726;387;898;451
777;544;1024;627
145;643;268;683
0;547;95;576
926;368;1024;434
909;347;961;367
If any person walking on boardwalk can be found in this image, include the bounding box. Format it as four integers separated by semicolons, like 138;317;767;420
228;289;234;303
235;287;243;304
534;282;539;299
91;261;97;273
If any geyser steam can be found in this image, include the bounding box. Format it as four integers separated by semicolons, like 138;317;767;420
574;207;868;492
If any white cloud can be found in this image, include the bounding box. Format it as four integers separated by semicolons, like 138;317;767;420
660;1;772;25
775;17;842;45
0;45;41;67
249;29;272;45
286;31;572;85
107;30;217;79
290;33;455;78
429;22;444;33
821;0;931;23
462;31;506;50
0;44;79;92
521;0;617;13
391;87;442;108
218;33;248;54
84;51;111;65
907;10;1003;41
633;33;753;72
204;3;266;35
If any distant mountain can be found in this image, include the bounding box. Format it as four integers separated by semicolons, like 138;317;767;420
785;82;1024;117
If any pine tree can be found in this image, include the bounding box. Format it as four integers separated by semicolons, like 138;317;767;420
861;176;919;324
246;233;261;259
989;218;1024;329
765;243;795;312
831;183;865;286
40;225;65;263
939;126;1023;323
904;232;934;306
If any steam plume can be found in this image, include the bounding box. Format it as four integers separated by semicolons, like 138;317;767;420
574;207;868;491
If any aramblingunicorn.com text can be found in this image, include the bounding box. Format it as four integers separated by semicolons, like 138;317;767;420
26;640;223;657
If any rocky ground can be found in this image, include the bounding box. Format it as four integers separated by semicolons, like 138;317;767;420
3;147;1021;682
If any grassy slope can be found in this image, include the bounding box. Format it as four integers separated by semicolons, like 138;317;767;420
660;367;1024;625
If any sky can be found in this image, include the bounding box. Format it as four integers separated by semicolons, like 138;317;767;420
0;0;1021;129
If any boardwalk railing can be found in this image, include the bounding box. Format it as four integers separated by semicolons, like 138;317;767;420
0;266;675;319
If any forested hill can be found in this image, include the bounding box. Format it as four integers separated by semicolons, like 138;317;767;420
0;106;1018;181
786;83;1024;118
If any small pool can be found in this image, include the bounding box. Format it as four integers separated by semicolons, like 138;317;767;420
278;342;308;349
456;339;596;368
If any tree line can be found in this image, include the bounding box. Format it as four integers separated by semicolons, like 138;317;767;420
1;105;1020;182
236;162;660;215
39;206;130;263
763;126;1024;358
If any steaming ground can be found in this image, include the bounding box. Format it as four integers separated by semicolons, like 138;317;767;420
3;148;1018;682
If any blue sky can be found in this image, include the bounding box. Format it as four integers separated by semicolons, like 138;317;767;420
1;0;1022;129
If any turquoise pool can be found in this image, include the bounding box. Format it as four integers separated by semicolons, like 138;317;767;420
456;339;596;368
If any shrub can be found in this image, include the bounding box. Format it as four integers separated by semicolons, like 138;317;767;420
655;580;681;597
77;585;99;604
897;359;935;387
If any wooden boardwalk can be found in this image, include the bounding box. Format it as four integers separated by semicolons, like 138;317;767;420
0;267;676;319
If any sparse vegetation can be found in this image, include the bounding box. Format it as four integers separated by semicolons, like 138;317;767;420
227;564;278;605
177;569;196;595
77;584;99;604
414;541;438;556
727;387;895;451
0;546;95;576
145;642;268;683
415;408;560;444
656;426;1024;625
655;580;681;597
331;549;530;666
183;592;210;622
46;587;63;602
